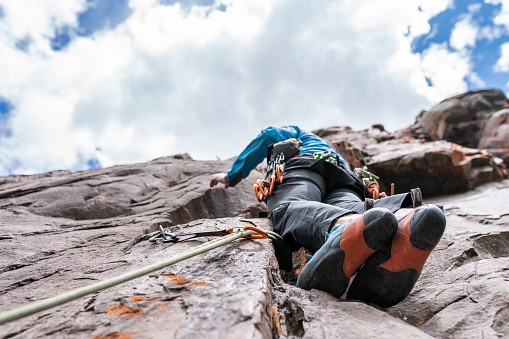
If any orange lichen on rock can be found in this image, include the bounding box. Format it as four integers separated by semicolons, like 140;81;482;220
293;248;311;276
163;272;192;285
129;295;163;303
163;272;208;288
271;306;283;337
92;331;133;339
106;304;144;318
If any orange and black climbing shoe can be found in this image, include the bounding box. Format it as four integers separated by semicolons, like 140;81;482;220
346;203;446;308
296;208;398;298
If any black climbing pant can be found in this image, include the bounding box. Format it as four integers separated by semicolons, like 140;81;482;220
267;168;412;253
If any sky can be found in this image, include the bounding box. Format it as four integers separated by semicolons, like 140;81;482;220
0;0;508;176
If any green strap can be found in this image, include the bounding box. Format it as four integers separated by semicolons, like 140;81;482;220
0;230;257;325
267;231;292;254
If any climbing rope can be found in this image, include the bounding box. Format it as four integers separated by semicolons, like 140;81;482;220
0;225;282;325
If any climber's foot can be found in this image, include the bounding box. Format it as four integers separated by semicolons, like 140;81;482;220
296;208;398;298
347;204;446;307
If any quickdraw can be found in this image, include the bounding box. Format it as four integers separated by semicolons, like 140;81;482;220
254;153;285;202
149;225;234;243
149;225;269;243
354;166;394;200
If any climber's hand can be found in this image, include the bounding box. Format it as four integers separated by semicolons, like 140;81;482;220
210;173;229;188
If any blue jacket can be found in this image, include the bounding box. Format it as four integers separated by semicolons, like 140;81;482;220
226;126;349;186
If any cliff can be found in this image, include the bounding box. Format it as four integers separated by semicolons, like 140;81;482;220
0;90;508;339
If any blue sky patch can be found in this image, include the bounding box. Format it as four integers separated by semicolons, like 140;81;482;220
48;0;132;51
87;158;102;170
160;0;226;14
77;0;132;36
50;26;73;51
470;36;509;90
412;0;503;53
0;98;13;139
412;0;509;93
0;98;13;116
15;36;31;52
425;77;434;87
412;10;457;53
41;0;228;51
71;157;102;172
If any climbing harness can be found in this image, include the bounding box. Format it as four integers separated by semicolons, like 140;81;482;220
354;166;394;200
0;224;290;325
254;138;302;202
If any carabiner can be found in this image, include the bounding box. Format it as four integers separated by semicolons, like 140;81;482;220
268;175;276;195
275;164;283;184
257;179;269;197
243;225;268;239
254;183;264;202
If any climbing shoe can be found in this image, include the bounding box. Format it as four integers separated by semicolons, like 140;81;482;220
346;204;446;308
296;208;398;298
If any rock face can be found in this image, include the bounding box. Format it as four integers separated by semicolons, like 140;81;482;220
1;89;509;338
388;182;509;339
315;126;507;197
1;155;508;339
0;154;262;224
399;89;509;165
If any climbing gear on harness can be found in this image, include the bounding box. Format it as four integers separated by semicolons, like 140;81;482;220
254;138;303;202
254;159;283;202
312;151;339;166
267;138;303;163
354;166;393;200
149;225;234;243
0;224;283;325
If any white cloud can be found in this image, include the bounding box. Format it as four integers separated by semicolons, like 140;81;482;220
450;16;478;50
467;72;487;88
418;43;471;99
485;0;509;29
0;0;476;176
478;25;505;41
495;42;509;72
0;0;87;53
468;3;482;12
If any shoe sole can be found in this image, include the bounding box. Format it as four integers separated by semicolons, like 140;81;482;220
346;204;446;307
296;208;397;298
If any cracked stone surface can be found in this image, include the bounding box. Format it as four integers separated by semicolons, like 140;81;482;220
1;154;508;338
385;180;509;339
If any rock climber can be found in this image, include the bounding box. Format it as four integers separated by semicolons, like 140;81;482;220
209;125;446;307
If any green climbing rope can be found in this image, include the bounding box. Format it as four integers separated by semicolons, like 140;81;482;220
0;228;266;325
